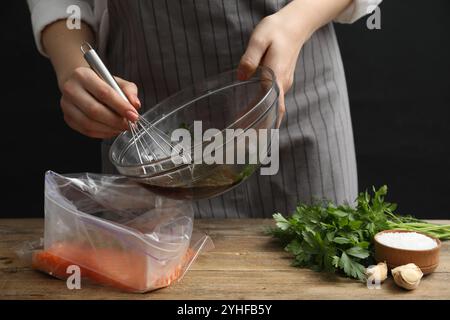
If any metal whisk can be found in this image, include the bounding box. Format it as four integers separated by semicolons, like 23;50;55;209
80;43;177;165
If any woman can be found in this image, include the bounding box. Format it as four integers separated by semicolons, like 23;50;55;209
28;0;381;218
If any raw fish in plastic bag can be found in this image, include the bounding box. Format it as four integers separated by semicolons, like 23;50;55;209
19;171;213;293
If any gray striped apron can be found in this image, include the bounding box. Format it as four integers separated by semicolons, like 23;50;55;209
102;0;358;218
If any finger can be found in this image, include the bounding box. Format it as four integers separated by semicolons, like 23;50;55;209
61;99;122;139
62;84;129;131
72;68;139;122
276;87;286;128
238;30;270;80
261;43;296;93
259;45;291;127
115;77;141;109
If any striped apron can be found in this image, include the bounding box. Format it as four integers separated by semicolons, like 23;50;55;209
101;0;358;218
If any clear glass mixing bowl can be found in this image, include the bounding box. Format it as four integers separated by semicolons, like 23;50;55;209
110;67;279;199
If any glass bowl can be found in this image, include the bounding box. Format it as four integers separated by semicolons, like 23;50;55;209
109;67;279;199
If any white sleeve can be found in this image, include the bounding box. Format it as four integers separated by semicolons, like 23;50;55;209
27;0;97;56
334;0;382;24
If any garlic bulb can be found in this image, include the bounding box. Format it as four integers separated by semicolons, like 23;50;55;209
366;262;388;283
391;263;423;290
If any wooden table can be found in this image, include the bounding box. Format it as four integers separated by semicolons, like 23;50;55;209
0;219;449;300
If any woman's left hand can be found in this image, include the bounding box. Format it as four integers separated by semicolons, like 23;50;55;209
237;0;352;125
237;9;310;124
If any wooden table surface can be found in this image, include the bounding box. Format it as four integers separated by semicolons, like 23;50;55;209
0;218;449;300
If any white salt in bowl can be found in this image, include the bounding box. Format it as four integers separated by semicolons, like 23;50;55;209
374;230;441;275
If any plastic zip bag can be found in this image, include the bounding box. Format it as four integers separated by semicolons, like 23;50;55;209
19;171;213;293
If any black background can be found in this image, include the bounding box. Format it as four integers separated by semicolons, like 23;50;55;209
1;1;449;219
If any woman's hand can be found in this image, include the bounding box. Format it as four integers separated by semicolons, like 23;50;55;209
237;0;352;124
41;20;141;139
60;67;141;139
238;14;308;123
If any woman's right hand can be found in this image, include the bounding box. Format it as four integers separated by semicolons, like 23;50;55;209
59;67;141;139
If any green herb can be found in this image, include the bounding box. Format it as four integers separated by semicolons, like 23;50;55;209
236;164;258;183
178;122;194;136
269;186;450;281
178;122;191;131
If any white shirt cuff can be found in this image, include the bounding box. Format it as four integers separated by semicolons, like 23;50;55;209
28;0;97;56
334;0;383;24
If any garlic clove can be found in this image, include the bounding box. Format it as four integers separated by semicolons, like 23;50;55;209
391;263;423;290
401;269;421;283
366;262;388;283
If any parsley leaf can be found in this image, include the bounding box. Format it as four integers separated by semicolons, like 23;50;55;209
339;252;366;280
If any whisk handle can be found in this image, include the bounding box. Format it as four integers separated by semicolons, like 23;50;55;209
80;42;130;103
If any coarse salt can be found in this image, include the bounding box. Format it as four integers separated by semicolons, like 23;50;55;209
376;232;438;250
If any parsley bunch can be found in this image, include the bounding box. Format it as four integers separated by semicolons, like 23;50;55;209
270;186;449;281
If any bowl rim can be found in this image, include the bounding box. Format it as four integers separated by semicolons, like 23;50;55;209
374;229;442;253
109;66;279;170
